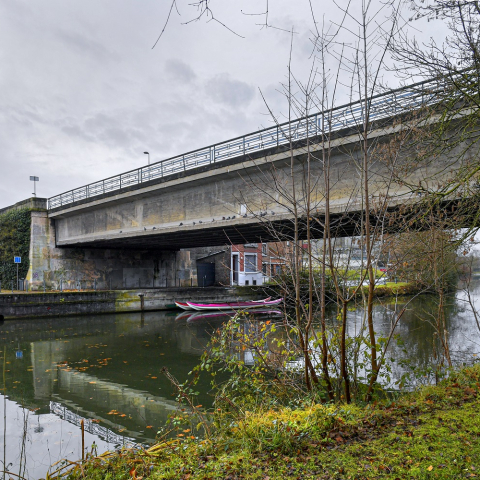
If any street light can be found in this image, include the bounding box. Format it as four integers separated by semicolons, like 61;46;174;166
30;176;39;197
144;152;150;165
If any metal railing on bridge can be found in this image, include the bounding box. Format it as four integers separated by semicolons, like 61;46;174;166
48;78;443;210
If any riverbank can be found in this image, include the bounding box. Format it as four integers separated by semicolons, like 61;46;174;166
242;280;423;305
0;287;258;319
49;364;480;479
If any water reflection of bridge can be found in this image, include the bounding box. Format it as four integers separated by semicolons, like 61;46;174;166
1;311;218;442
50;401;135;447
55;368;179;439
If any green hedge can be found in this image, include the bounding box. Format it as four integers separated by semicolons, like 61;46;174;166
0;208;31;287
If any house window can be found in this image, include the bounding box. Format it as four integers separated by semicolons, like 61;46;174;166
262;263;268;275
274;264;282;275
245;254;257;273
262;243;268;255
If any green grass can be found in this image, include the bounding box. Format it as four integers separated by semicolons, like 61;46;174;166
57;364;480;480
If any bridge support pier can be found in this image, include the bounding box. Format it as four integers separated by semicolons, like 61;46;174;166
26;211;196;291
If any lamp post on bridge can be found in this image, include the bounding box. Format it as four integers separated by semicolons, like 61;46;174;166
30;176;39;197
143;152;150;182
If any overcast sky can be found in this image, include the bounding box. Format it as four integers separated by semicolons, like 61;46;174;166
0;0;440;207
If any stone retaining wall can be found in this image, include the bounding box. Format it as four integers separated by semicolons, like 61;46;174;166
0;287;256;320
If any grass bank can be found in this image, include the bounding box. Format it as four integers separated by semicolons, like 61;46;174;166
370;281;419;297
50;364;480;480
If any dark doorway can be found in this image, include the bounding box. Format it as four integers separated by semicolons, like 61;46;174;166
232;254;239;284
197;263;215;287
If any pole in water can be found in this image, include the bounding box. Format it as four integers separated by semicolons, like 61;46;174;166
81;419;85;461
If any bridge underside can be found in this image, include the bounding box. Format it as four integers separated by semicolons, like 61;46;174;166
55;199;478;250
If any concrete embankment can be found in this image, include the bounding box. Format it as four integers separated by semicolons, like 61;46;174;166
0;287;253;320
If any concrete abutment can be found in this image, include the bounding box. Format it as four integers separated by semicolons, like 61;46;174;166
2;198;200;291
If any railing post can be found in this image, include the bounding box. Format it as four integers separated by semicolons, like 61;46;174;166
139;168;142;184
182;155;186;171
103;180;105;194
212;145;215;164
161;161;164;177
119;175;122;189
243;137;246;155
277;126;279;146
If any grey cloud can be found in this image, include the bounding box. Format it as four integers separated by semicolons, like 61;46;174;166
55;28;117;63
205;74;255;108
61;124;96;143
164;59;196;83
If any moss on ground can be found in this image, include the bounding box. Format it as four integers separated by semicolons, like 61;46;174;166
55;364;480;480
373;282;419;297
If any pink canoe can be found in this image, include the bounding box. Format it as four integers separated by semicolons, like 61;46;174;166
175;301;195;310
175;297;272;311
186;298;283;311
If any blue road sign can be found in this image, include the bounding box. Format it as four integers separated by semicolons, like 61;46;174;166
14;256;21;264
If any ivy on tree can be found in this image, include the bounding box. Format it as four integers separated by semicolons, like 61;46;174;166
0;208;31;286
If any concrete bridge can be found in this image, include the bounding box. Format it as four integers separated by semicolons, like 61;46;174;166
48;79;446;250
2;78;478;291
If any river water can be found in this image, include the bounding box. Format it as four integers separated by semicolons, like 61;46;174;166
1;285;480;479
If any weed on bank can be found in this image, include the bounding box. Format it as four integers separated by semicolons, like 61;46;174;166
50;364;480;480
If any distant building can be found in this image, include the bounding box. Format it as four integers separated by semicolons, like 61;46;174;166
188;238;383;287
231;243;263;286
187;242;288;287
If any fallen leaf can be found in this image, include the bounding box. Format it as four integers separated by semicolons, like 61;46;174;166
427;465;433;471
